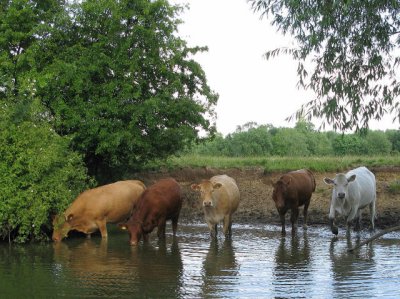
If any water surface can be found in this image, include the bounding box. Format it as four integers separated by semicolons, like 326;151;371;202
1;223;399;298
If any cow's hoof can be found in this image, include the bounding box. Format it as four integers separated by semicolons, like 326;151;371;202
332;227;339;235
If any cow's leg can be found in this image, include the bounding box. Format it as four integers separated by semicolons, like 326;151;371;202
369;201;376;231
223;215;232;238
207;221;217;238
96;220;108;238
329;202;338;235
303;200;310;230
290;208;299;234
279;211;286;236
171;215;179;236
143;233;150;242
354;209;362;231
347;207;358;232
157;220;166;240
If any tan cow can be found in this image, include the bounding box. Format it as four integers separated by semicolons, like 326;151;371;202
191;174;240;238
52;180;146;241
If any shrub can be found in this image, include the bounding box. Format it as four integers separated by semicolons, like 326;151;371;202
0;117;92;243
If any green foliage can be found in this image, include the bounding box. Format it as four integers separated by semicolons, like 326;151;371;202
188;121;398;158
271;128;310;156
0;101;92;243
1;0;218;182
332;134;367;156
249;0;400;131
385;130;400;153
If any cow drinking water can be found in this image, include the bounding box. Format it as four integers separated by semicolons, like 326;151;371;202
120;178;182;246
191;174;240;238
52;180;146;241
324;166;377;235
272;169;316;235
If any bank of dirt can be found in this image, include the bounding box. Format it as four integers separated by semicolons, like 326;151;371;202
135;167;400;229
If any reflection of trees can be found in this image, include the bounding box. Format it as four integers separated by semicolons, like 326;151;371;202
329;235;376;298
200;239;239;298
272;232;311;297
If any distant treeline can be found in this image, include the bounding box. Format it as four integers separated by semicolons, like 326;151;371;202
188;121;400;157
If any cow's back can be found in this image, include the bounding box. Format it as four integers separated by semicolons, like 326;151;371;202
66;180;146;222
210;175;240;213
137;178;182;218
287;169;316;199
347;167;376;206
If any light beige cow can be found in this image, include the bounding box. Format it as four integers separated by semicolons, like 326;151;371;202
191;174;240;238
52;180;146;241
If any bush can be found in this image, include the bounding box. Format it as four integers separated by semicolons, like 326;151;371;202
0;111;92;243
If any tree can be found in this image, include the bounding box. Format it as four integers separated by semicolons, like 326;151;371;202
331;134;367;156
385;129;400;153
1;0;218;182
364;130;392;155
271;128;310;156
249;0;400;131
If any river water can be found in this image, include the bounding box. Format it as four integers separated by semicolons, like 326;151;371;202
1;223;399;298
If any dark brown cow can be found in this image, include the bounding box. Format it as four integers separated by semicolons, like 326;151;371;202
120;178;182;245
272;169;316;235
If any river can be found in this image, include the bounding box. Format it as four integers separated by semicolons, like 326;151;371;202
1;223;399;298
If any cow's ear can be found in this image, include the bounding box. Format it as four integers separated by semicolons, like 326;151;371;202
66;214;74;222
324;178;334;185
191;184;200;191
213;183;222;189
348;174;356;183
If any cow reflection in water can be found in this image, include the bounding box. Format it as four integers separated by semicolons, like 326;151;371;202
52;239;134;296
200;239;238;298
273;231;311;297
329;235;376;297
53;238;184;298
130;239;184;298
53;239;126;276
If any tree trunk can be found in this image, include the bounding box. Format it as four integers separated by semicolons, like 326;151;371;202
348;225;400;252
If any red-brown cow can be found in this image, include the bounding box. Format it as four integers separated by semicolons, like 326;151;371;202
272;169;316;235
52;180;146;241
120;178;182;246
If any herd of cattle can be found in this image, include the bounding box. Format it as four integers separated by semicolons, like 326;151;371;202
52;166;378;244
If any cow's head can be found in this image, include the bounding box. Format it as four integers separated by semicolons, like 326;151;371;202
272;176;291;210
119;219;143;246
52;214;72;242
191;180;222;208
324;173;357;201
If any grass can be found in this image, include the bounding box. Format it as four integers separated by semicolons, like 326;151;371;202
388;180;400;194
157;154;400;173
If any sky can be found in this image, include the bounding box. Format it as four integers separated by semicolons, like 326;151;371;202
170;0;399;136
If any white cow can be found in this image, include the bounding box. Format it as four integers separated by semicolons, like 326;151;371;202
324;166;376;235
